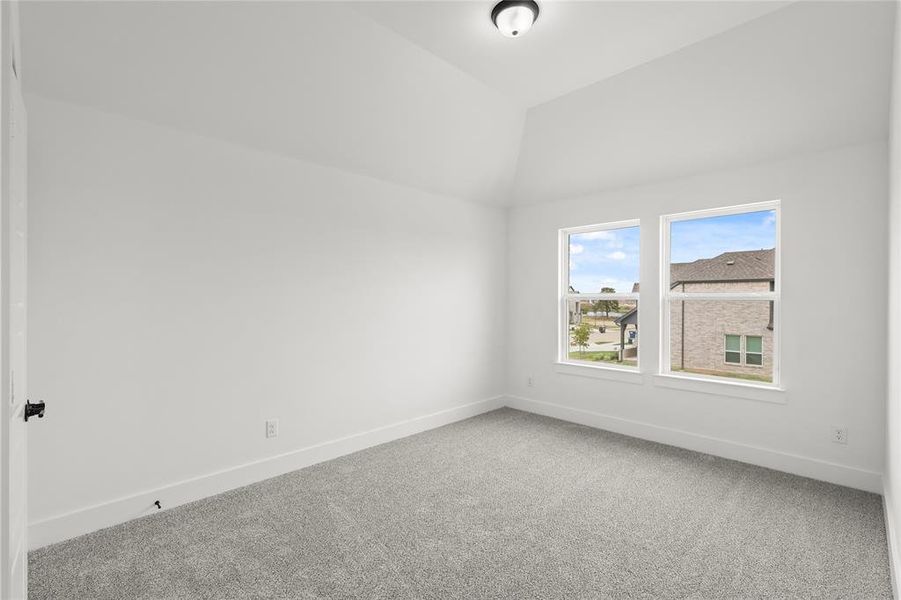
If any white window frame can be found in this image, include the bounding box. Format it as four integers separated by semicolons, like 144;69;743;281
659;200;781;388
559;219;640;373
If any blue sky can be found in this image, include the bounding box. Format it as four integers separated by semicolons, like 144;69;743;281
568;226;640;294
568;210;775;294
670;209;776;263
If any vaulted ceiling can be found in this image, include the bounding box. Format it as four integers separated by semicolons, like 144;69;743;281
20;1;524;205
350;1;789;108
20;1;897;207
513;0;896;203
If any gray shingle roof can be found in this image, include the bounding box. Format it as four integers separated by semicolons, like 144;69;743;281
671;248;775;284
627;249;775;292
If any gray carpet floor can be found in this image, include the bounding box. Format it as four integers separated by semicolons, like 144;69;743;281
29;408;892;599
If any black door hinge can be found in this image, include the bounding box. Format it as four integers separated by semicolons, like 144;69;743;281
24;400;45;422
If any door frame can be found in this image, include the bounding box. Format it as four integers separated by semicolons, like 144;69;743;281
0;2;28;598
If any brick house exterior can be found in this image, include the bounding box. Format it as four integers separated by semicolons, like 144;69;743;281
668;249;775;381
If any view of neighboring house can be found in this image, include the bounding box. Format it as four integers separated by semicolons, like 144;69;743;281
569;249;775;380
567;285;583;325
668;248;775;381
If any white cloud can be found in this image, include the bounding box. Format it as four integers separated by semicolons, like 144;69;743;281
569;243;584;255
577;230;614;241
607;251;626;260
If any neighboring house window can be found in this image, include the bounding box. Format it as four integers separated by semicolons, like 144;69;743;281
724;334;763;366
661;202;779;385
745;335;763;366
724;335;741;364
559;220;640;370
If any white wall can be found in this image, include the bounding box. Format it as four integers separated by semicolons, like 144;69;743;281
884;2;901;595
25;95;507;546
507;141;888;492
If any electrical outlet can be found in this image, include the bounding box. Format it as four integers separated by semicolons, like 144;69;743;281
266;419;279;439
831;426;848;445
527;376;534;387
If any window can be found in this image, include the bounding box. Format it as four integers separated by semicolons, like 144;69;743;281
560;220;640;370
661;202;779;385
723;334;763;367
724;335;741;364
745;335;763;366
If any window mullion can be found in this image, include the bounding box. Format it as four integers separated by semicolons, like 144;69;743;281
568;293;639;302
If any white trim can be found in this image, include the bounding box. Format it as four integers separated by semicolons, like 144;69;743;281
28;396;504;550
662;199;782;224
660;211;672;380
653;373;785;402
883;477;901;600
561;218;641;236
567;293;639;301
502;395;879;493
659;200;782;388
554;362;644;384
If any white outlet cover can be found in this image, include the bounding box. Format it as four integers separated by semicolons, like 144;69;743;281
266;419;279;439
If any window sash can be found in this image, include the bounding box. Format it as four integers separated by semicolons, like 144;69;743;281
724;352;742;364
660;202;780;386
559;219;640;370
745;335;763;354
745;352;763;366
559;297;641;367
664;296;777;381
724;335;741;352
560;219;640;295
660;200;780;296
565;293;639;302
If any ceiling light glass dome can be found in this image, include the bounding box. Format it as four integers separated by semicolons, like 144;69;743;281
491;1;539;38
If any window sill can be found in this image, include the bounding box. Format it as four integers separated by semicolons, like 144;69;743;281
653;373;786;404
554;362;644;385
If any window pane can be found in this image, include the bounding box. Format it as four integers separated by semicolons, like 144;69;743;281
746;353;763;366
566;298;584;326
670;299;772;383
669;209;776;294
568;226;640;295
746;335;762;354
567;300;638;368
724;334;740;352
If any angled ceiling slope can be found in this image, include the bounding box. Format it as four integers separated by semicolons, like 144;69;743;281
513;0;896;205
21;1;525;206
352;0;790;108
21;1;896;208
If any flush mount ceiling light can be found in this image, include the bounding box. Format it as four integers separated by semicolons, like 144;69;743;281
491;0;539;38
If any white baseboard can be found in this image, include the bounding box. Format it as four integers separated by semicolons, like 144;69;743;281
30;394;882;551
29;396;504;550
884;478;901;600
503;395;883;494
